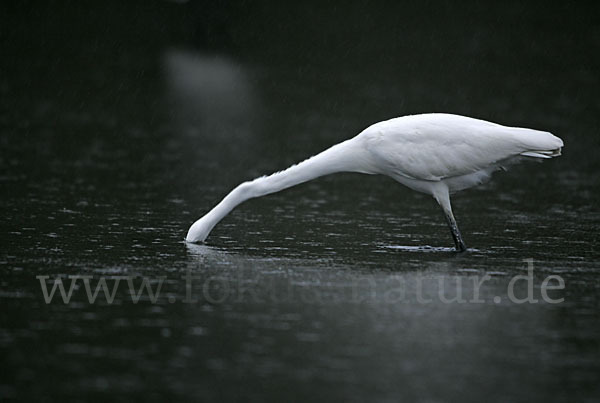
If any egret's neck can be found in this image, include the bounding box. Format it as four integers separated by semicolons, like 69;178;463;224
246;138;369;198
186;138;371;242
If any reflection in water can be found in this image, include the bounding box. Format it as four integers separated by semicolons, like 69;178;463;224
162;48;257;138
181;241;563;402
185;242;232;262
380;244;473;253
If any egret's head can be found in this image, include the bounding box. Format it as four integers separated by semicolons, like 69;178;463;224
186;217;211;243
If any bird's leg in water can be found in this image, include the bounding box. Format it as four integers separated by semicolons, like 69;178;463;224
433;186;467;252
443;210;467;252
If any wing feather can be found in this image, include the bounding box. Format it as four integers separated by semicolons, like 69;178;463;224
360;114;561;181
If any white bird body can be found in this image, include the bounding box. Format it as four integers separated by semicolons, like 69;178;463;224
186;113;563;250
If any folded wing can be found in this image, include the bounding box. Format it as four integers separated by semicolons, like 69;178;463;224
361;113;563;181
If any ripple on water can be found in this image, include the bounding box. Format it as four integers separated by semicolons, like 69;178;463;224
378;245;482;253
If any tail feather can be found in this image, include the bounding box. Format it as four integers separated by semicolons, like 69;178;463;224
521;148;562;159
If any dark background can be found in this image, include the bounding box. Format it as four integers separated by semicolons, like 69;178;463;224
1;1;599;402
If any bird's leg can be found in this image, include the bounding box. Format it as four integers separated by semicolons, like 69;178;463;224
443;209;467;252
433;186;467;252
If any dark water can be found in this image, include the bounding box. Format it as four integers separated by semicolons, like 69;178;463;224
1;1;599;401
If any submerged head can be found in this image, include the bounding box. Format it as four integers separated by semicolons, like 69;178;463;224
185;216;212;243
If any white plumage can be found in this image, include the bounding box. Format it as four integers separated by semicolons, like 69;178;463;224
186;113;563;251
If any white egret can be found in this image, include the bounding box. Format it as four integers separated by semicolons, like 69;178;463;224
186;113;563;251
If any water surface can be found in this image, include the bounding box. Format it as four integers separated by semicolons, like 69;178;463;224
1;2;599;402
